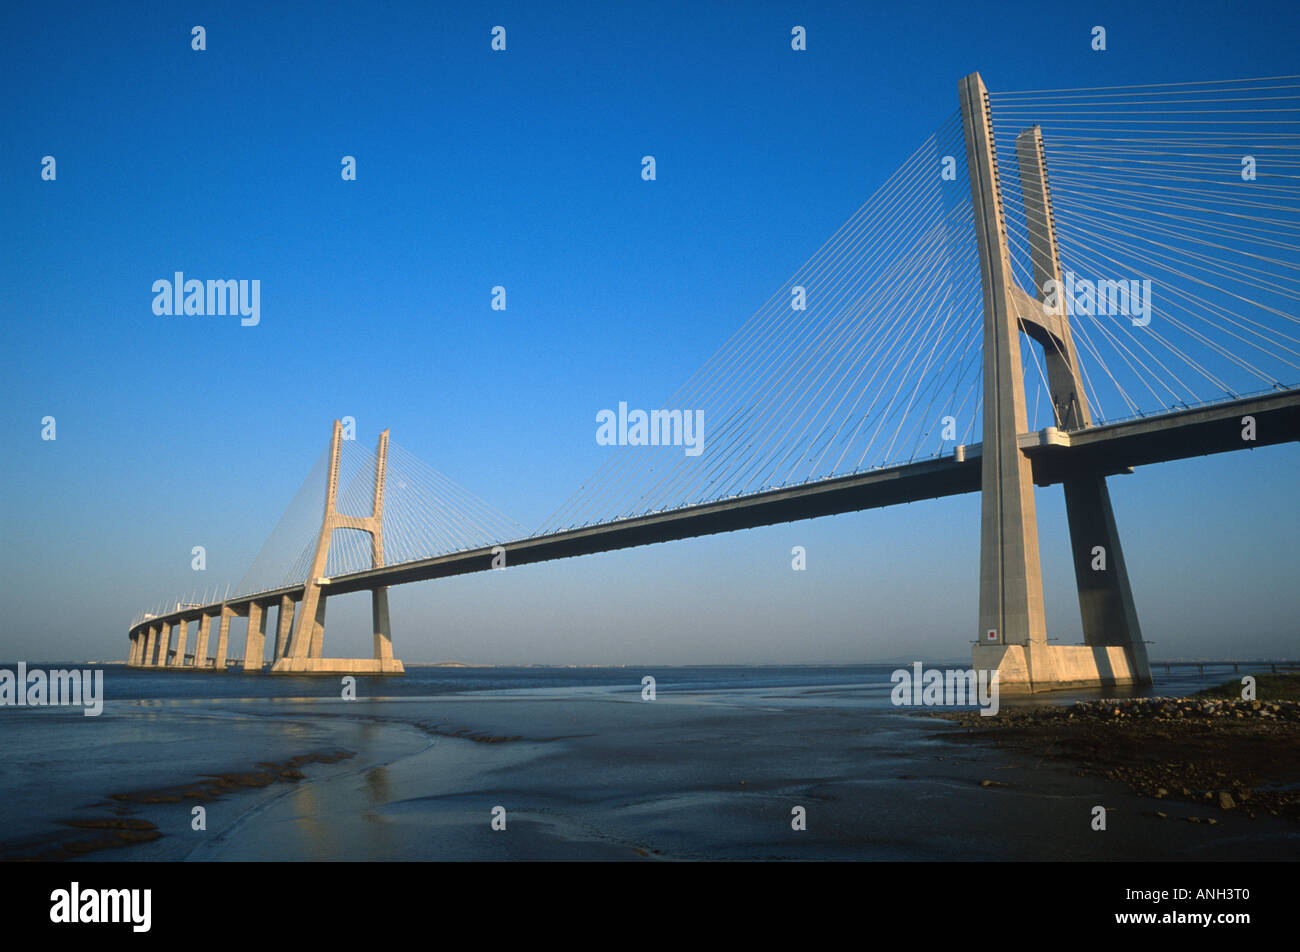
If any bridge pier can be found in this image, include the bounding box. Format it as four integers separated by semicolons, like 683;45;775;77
214;606;234;669
193;613;212;668
1063;475;1150;680
274;596;296;663
244;602;267;673
373;587;394;664
961;71;1151;692
171;618;189;668
270;423;404;675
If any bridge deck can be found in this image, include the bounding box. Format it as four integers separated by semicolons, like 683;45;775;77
129;390;1300;637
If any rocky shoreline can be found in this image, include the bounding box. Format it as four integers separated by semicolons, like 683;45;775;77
927;681;1300;824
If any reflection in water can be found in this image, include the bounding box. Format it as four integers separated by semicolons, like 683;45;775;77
290;750;399;859
365;765;389;805
289;783;329;859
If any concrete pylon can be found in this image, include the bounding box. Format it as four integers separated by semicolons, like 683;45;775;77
960;73;1151;691
160;621;174;666
214;606;234;670
960;72;1053;686
272;422;404;675
171;618;189;668
1015;124;1151;686
244;602;267;673
1013;125;1090;431
193;613;212;668
275;596;296;662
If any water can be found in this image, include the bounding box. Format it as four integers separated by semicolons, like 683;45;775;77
0;662;1267;861
4;660;1242;702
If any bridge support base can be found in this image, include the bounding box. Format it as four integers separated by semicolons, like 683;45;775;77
973;643;1149;694
268;657;406;676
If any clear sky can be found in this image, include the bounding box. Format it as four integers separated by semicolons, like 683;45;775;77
3;0;1298;664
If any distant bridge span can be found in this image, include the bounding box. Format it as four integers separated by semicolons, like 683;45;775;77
127;389;1300;674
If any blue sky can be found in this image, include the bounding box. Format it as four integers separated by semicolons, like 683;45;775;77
2;0;1298;664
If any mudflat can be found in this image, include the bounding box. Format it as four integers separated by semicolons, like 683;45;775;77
5;677;1294;860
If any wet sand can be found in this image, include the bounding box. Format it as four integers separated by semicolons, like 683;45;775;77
10;679;1295;861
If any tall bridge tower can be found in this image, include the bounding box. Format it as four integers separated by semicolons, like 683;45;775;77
270;419;405;675
960;72;1151;691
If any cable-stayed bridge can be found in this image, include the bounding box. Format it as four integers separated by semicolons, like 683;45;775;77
126;73;1300;691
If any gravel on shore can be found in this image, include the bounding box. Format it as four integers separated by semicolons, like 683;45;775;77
927;689;1300;824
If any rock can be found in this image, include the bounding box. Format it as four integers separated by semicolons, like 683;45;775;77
1155;788;1168;798
1218;791;1236;810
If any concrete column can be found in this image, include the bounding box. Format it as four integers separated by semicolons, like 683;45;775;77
288;422;342;664
160;622;174;666
369;437;392;665
143;626;157;666
1013;123;1151;688
1014;125;1090;431
276;596;297;661
214;606;234;669
1065;477;1152;683
172;618;190;667
194;613;213;669
308;597;326;659
959;72;1050;671
127;632;138;666
244;603;267;673
372;588;393;662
